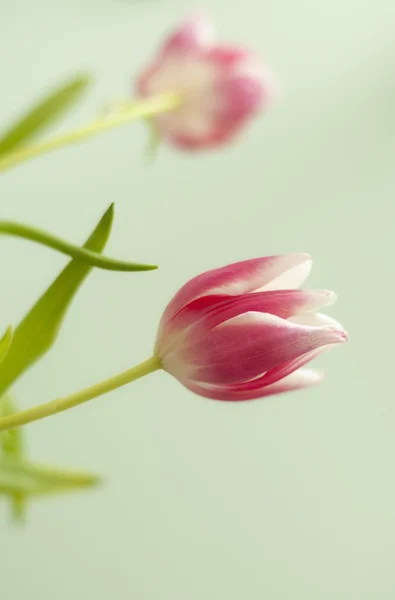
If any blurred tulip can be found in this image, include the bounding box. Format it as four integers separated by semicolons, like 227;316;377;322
136;13;277;150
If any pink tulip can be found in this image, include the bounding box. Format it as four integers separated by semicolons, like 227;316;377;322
155;254;347;401
136;14;276;150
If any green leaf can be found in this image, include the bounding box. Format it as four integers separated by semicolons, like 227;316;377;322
0;392;25;521
0;457;101;496
0;204;114;397
0;393;24;459
145;117;161;162
0;395;101;522
0;220;157;272
0;327;13;363
0;74;91;156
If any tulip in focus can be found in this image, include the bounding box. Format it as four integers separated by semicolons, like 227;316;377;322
0;254;348;431
136;14;276;150
155;254;347;401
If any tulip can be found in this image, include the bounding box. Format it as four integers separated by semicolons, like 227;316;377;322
0;254;347;431
155;254;347;400
136;13;276;150
0;14;276;172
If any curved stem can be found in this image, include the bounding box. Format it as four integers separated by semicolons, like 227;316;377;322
0;220;157;271
0;356;161;431
0;93;181;173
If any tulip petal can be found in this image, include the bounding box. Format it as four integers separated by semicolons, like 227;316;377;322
228;345;329;391
187;311;346;385
157;288;337;358
256;259;312;292
155;293;231;356
160;254;312;327
168;126;235;150
182;368;324;401
193;289;337;333
207;47;249;68
219;75;266;122
161;15;215;56
290;312;347;330
208;48;273;118
160;289;335;343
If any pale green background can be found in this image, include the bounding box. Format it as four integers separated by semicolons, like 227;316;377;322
0;0;394;598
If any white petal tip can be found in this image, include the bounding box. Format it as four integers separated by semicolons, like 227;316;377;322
340;329;348;343
316;290;338;307
296;368;325;388
295;253;312;262
326;326;348;345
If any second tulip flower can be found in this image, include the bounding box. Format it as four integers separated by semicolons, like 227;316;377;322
137;14;276;150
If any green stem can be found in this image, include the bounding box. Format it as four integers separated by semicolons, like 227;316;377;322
0;220;157;271
0;93;181;172
0;356;161;431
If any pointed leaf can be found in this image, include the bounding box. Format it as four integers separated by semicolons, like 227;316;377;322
0;327;13;363
0;457;100;495
0;396;100;522
0;75;91;156
0;204;114;397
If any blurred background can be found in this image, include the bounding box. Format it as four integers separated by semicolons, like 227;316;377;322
0;0;394;598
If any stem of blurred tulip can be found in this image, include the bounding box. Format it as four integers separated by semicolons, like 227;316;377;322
0;93;181;172
0;356;161;431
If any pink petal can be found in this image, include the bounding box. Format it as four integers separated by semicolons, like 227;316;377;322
155;293;231;356
160;254;312;327
207;48;275;119
228;345;329;391
218;75;266;123
166;126;238;151
161;290;336;344
156;289;336;359
187;311;347;385
161;14;215;57
137;64;159;96
208;47;277;99
192;289;337;333
181;368;324;401
157;288;336;357
207;47;249;68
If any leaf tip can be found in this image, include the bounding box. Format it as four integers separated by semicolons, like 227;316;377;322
68;73;93;93
0;326;13;362
100;203;115;232
4;325;13;339
88;474;104;488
